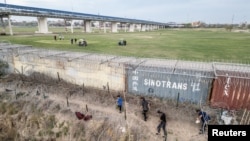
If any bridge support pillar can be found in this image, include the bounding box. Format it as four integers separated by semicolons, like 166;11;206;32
155;25;158;30
148;25;152;31
123;23;127;32
7;15;13;35
103;22;107;33
136;24;141;32
111;22;118;33
129;23;135;32
0;17;6;34
153;25;157;30
84;20;92;33
141;24;146;31
36;17;50;34
70;20;74;33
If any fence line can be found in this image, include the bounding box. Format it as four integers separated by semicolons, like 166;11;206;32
1;43;250;109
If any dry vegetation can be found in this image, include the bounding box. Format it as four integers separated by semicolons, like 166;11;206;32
0;73;244;141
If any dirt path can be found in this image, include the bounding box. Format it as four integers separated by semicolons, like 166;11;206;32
0;74;208;141
47;92;208;141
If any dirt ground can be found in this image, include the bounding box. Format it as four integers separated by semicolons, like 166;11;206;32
0;73;220;141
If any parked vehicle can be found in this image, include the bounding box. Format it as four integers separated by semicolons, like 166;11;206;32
118;39;127;46
78;39;87;47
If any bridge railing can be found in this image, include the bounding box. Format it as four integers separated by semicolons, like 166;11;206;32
0;3;166;25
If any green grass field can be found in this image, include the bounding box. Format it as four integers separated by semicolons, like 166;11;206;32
1;26;250;63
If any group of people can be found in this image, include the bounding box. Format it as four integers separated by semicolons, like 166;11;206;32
116;95;167;138
54;35;126;47
116;94;212;137
53;34;64;41
53;35;87;46
71;38;78;44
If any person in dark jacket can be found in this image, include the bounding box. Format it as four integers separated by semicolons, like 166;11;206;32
156;110;167;138
141;97;149;121
196;109;211;134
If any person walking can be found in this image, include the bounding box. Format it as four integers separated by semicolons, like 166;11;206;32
116;95;123;113
196;109;211;134
141;97;149;121
156;110;167;138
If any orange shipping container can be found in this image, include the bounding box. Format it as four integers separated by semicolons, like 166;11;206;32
210;71;250;110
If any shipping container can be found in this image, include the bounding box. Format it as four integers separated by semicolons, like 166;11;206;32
126;60;214;104
210;70;250;110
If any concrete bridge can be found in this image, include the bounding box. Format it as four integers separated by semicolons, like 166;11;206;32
0;3;168;35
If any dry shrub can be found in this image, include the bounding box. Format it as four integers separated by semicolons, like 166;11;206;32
0;73;216;141
27;114;41;129
0;102;7;114
85;119;121;141
0;116;17;141
16;112;28;123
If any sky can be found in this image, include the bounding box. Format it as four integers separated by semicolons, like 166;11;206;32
2;0;250;24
